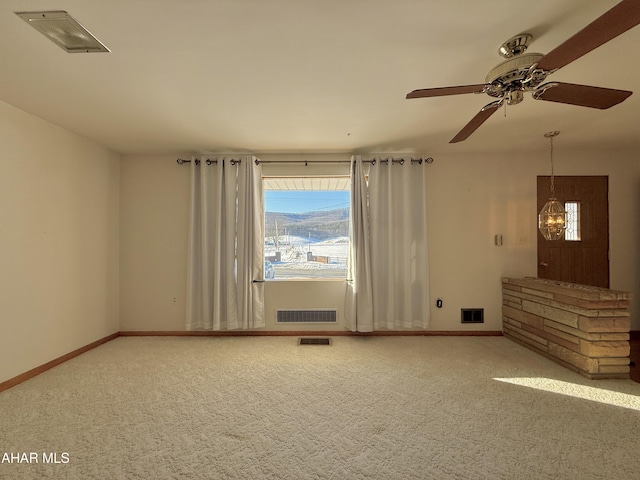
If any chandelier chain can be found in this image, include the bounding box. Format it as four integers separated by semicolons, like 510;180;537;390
549;134;555;197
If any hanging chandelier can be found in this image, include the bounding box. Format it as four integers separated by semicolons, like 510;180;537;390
538;131;566;241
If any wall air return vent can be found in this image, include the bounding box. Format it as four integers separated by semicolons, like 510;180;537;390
461;308;484;324
276;309;337;324
16;11;110;53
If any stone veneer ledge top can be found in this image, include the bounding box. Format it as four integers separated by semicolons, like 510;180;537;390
502;277;631;301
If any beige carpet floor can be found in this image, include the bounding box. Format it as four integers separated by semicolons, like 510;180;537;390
1;336;640;479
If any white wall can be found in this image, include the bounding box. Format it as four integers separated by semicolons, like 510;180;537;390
119;149;640;332
119;155;190;331
0;100;120;384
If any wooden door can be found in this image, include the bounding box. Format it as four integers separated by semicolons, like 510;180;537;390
537;176;609;288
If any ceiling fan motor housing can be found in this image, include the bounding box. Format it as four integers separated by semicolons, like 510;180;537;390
485;52;547;99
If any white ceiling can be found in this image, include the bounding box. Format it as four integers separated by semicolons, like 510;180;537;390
1;0;639;156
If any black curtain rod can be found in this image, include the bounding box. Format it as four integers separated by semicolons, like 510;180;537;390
177;157;433;166
252;157;433;166
176;158;241;165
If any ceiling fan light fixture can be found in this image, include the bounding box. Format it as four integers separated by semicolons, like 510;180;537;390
15;11;110;53
506;90;524;106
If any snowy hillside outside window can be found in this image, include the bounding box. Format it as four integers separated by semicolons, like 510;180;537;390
263;176;350;280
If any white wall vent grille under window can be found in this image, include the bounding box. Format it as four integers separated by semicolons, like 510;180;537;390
276;309;337;324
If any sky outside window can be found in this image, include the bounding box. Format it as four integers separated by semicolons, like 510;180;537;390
265;191;349;214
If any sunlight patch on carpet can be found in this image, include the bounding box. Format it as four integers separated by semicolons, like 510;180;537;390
493;377;640;411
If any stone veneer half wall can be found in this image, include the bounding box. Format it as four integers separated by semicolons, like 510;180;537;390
502;277;631;379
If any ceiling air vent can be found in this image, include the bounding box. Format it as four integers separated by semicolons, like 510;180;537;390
15;11;110;53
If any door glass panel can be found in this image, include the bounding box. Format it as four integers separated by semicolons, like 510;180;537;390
564;201;581;241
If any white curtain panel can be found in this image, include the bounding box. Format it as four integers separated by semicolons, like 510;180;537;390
368;159;430;329
346;156;430;331
345;156;374;332
235;156;265;329
186;156;265;330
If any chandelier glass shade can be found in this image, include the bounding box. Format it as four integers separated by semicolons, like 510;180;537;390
538;197;566;240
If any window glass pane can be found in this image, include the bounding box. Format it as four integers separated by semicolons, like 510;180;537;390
264;177;349;280
564;201;581;241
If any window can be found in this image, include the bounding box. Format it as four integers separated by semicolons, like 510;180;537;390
564;201;581;241
263;176;350;280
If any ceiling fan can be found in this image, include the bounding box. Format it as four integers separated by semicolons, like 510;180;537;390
406;0;640;143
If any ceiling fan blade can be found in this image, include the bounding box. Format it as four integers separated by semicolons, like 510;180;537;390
536;0;640;71
533;82;632;109
450;101;502;143
406;84;487;99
